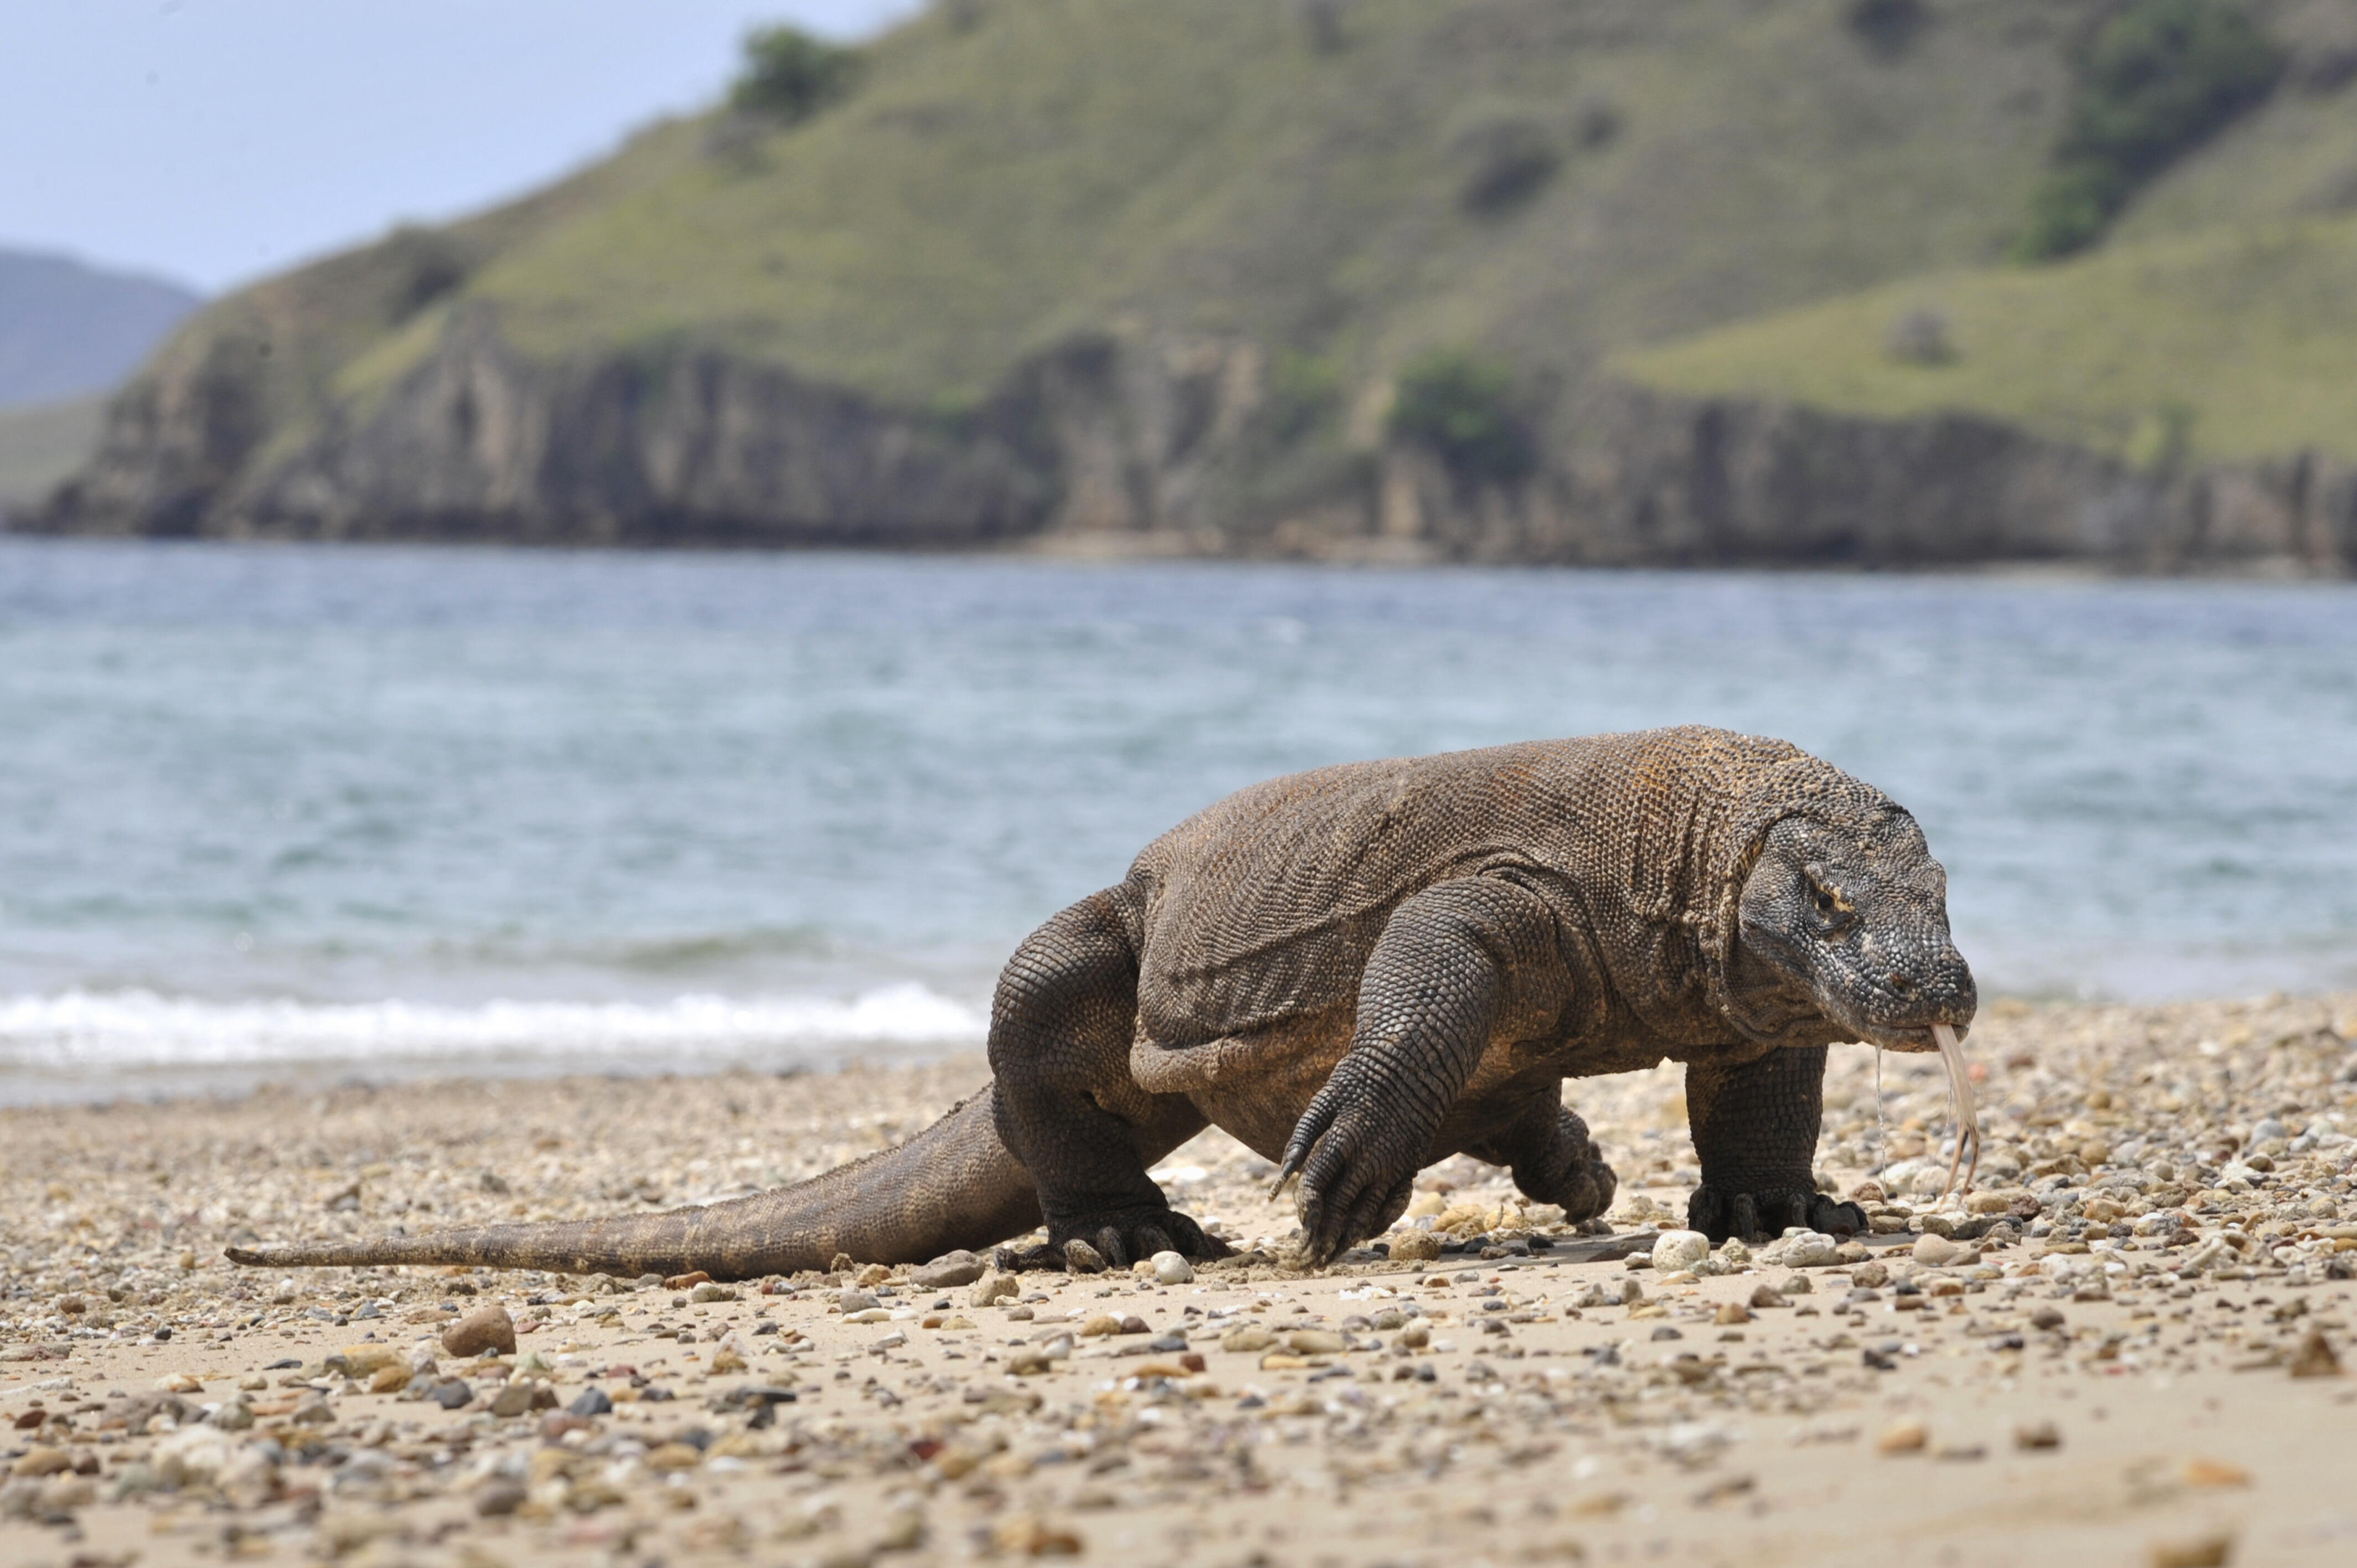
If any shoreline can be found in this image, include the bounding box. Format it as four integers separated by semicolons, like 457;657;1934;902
4;990;2354;1566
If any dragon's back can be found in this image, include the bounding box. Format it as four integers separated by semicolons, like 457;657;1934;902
1124;726;1826;1048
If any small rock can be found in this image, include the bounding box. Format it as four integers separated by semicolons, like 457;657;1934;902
569;1386;613;1417
837;1288;882;1313
1715;1303;1751;1325
1651;1230;1711;1272
1780;1231;1840;1268
2290;1328;2342;1378
1912;1234;1964;1268
428;1379;474;1410
1288;1328;1347;1355
645;1441;703;1472
441;1304;517;1358
1876;1419;1929;1454
1079;1314;1124;1337
1221;1324;1277;1354
367;1364;411;1395
475;1479;528;1517
913;1250;989;1289
2147;1532;2235;1568
2180;1457;2251;1488
1150;1250;1194;1285
1388;1230;1443;1263
11;1447;70;1479
970;1272;1021;1308
991;1513;1084;1556
2014;1420;2062;1451
690;1282;737;1303
1064;1240;1108;1274
1845;1261;1886;1290
1748;1284;1789;1309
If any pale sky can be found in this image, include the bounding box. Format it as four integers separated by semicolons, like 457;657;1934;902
2;1;920;295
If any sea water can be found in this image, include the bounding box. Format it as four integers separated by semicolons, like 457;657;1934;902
1;538;2351;1102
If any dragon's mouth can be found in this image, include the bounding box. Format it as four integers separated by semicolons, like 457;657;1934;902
1865;1019;1967;1054
1857;1020;1980;1199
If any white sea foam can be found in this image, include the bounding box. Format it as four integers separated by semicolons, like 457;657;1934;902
0;985;986;1075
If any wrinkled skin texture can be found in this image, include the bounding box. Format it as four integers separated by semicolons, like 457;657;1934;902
228;726;1975;1279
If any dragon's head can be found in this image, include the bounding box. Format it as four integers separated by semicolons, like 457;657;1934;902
1729;805;1977;1053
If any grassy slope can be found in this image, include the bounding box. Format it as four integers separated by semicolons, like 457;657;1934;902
1617;4;2357;466
1618;213;2357;465
341;0;2083;411
0;396;105;507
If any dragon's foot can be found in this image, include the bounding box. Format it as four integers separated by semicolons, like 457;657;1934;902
1688;1184;1866;1245
1275;1086;1427;1268
996;1205;1233;1273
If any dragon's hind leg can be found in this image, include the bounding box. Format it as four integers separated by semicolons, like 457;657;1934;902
1460;1079;1617;1224
987;888;1224;1271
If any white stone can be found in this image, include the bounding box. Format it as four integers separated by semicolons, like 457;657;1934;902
1778;1231;1840;1268
1150;1250;1195;1285
1650;1230;1711;1272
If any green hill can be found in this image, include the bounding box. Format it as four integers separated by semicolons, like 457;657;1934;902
30;0;2357;567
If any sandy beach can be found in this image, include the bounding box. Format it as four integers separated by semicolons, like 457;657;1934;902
6;990;2357;1568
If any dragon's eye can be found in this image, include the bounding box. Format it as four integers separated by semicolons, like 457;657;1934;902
1808;878;1854;926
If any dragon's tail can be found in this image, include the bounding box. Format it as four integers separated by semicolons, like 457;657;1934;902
224;1086;1039;1281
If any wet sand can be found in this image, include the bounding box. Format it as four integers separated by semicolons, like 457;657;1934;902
6;991;2357;1568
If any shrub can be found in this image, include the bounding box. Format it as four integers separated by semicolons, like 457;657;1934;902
1387;350;1534;482
1845;0;1927;60
1454;115;1561;214
2014;0;2281;261
730;25;861;123
1260;350;1342;444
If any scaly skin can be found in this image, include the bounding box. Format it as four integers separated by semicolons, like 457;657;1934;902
228;726;1977;1278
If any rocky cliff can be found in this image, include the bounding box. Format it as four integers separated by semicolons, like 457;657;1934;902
33;308;2354;574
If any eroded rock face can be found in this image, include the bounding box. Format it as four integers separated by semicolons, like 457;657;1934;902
30;309;2357;574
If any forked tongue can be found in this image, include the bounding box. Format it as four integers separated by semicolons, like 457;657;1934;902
1932;1022;1980;1199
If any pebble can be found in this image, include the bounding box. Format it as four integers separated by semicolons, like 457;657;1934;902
970;1272;1021;1308
440;1304;517;1358
1777;1231;1841;1268
1150;1250;1195;1285
2147;1533;2236;1568
11;1447;69;1479
1650;1229;1710;1272
1388;1230;1443;1262
1876;1419;1929;1454
2289;1328;2341;1378
568;1386;613;1417
1912;1234;1964;1268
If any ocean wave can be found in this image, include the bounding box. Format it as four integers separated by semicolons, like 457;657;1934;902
0;985;987;1072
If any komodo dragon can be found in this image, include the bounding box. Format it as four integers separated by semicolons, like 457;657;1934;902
228;725;1977;1280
